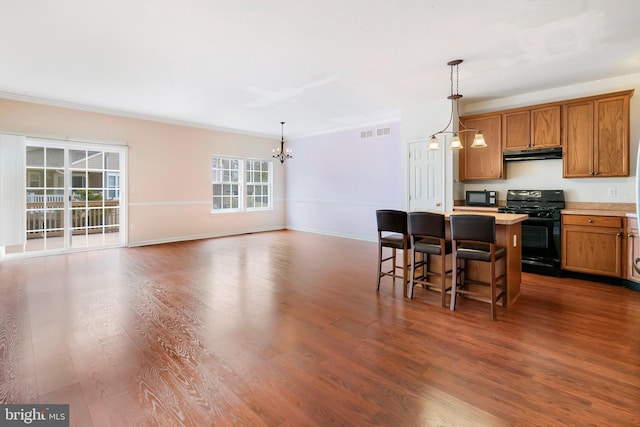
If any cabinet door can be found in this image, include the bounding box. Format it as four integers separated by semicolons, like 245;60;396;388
531;105;561;148
627;219;640;282
594;95;629;177
503;110;530;151
459;114;503;181
563;101;594;177
562;225;623;277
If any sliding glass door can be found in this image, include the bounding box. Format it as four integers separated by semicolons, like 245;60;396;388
24;145;66;252
69;148;123;249
4;139;126;257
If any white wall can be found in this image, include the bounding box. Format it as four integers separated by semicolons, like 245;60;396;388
460;72;640;204
285;122;402;241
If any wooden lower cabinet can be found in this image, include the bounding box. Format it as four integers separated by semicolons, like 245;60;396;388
561;214;624;277
626;217;640;283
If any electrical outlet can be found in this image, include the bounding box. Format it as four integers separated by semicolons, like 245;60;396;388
608;188;617;197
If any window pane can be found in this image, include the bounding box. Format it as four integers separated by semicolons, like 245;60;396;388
105;152;120;171
46;148;64;168
26;146;44;167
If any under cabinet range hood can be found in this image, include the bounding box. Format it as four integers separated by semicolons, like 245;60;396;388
503;146;562;161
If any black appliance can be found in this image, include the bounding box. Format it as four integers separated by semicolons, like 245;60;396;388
503;146;562;161
465;190;498;207
498;189;565;276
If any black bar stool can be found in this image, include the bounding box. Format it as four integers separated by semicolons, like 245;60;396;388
449;214;506;320
408;212;452;306
376;209;411;296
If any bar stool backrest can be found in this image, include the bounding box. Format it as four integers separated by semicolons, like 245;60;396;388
450;214;496;244
409;212;445;239
376;210;409;235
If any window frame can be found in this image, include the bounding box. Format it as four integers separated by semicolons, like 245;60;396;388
211;156;273;213
245;158;273;211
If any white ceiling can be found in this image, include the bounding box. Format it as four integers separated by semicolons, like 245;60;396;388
1;0;640;138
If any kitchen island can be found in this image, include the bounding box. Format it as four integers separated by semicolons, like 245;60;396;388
422;211;528;307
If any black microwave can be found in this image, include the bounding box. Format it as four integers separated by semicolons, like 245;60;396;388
465;190;498;207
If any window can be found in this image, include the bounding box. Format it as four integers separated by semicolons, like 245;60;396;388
212;157;241;211
246;160;271;210
212;156;272;212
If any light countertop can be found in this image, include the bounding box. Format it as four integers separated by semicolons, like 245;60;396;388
424;210;529;225
452;206;500;212
561;209;635;217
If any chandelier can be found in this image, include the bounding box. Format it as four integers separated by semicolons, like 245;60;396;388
272;121;293;164
428;59;487;150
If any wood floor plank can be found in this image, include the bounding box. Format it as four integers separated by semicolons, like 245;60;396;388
1;230;639;425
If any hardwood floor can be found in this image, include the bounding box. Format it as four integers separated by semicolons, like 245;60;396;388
1;230;639;426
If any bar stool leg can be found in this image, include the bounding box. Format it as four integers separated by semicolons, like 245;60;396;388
440;249;447;308
490;253;497;320
450;246;458;311
409;246;416;298
376;240;383;290
402;248;409;297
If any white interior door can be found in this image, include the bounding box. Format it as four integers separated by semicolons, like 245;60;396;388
409;138;445;211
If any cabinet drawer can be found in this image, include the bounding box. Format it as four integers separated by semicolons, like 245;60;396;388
562;214;622;228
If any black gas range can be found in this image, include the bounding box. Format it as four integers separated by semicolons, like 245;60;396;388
498;190;565;276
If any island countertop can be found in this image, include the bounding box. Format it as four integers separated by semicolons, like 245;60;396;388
424;210;529;225
419;209;526;307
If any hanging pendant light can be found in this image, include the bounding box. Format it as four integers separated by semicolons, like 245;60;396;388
272;121;293;164
428;59;487;150
470;131;487;148
449;133;463;150
427;135;441;150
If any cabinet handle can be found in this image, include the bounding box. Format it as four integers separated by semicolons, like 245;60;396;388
587;219;593;223
617;232;623;237
629;233;634;238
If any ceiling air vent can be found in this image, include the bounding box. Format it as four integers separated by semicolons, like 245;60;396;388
360;129;374;139
376;127;391;137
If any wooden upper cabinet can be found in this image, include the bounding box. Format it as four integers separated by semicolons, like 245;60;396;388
503;105;561;151
459;89;632;181
459;114;504;181
563;100;594;177
595;94;630;177
503;110;530;150
531;105;561;148
563;91;631;178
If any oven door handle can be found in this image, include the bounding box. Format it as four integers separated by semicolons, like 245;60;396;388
522;216;557;223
